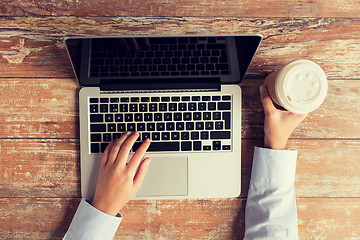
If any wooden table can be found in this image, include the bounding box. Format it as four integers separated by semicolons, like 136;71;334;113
1;1;360;239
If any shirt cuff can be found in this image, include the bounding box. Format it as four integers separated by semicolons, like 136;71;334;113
251;147;298;185
63;198;122;240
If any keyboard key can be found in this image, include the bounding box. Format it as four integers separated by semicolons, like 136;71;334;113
125;114;133;122
171;132;180;140
201;131;209;139
110;98;119;103
90;124;106;132
133;141;180;152
115;114;123;122
222;112;231;129
176;122;185;131
101;143;109;153
151;97;160;102
90;114;103;122
131;97;139;102
137;123;146;131
161;132;170;140
110;104;118;112
210;131;231;139
191;132;199;140
129;104;138;112
152;132;160;141
159;103;167;111
218;102;231;110
90;134;101;142
144;113;153;121
164;113;172;121
161;97;170;102
142;132;151;141
195;122;204;130
171;96;180;101
147;123;155;131
198;102;206;111
174;113;182;121
205;122;214;130
149;103;158;112
179;103;187;111
100;104;108;112
212;96;221;101
181;96;190;101
117;123;126;132
154;113;162;121
193;141;202;151
192;96;200;101
169;103;177;111
103;133;112;141
90;98;98;103
166;122;175;131
100;98;109;103
222;95;231;100
139;104;148;112
183;112;192;121
134;113;143;122
181;132;189;140
113;133;122;140
186;122;194;130
188;103;197;111
222;145;231;150
213;141;221;150
213;112;221;120
90;105;98;113
156;123;165;131
120;104;128;112
108;124;116;132
120;97;129;103
181;141;192;151
193;112;201;120
91;143;100;153
208;102;216;110
202;96;211;101
141;97;150;102
215;121;223;130
203;145;211;151
127;123;136;131
103;113;113;122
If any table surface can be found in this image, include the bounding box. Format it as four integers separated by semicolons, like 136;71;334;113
1;1;360;239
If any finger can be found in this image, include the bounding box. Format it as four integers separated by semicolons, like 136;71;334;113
101;141;115;167
127;138;151;176
141;37;150;46
259;85;276;115
126;38;139;51
133;157;151;191
114;131;140;166
119;39;130;51
107;131;132;166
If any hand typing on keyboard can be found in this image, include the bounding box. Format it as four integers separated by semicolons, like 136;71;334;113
91;131;151;216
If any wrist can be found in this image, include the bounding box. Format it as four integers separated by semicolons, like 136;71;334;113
91;199;119;216
264;137;287;150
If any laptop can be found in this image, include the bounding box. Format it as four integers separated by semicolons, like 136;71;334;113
65;35;261;200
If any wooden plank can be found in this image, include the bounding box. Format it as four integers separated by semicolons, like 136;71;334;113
0;78;359;139
1;0;360;18
1;139;360;198
0;17;360;79
0;197;359;239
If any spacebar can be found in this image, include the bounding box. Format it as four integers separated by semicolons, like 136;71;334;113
133;142;180;152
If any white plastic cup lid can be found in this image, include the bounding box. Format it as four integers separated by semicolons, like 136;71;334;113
275;60;328;114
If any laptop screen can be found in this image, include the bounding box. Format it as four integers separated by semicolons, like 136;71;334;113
65;35;261;88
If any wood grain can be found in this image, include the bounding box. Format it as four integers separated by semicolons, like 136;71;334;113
0;197;359;239
0;17;360;79
1;0;360;18
1;78;359;139
1;139;359;198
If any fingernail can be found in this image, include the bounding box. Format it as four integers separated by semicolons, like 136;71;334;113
259;85;264;93
145;158;151;165
144;138;151;142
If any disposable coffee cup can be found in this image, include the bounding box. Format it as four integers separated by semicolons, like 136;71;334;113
263;60;328;114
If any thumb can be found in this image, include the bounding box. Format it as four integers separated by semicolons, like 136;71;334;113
259;85;276;115
133;157;151;191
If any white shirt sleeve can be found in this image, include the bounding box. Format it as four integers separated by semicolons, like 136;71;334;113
63;198;122;240
244;147;298;240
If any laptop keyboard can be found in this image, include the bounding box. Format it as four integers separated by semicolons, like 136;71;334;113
89;94;232;153
89;37;230;78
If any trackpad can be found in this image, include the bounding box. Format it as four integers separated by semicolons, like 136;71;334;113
136;156;188;197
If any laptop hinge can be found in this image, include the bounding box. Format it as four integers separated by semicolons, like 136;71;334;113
99;78;221;92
